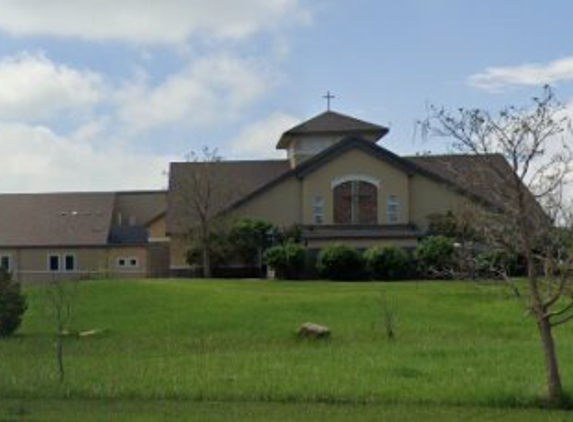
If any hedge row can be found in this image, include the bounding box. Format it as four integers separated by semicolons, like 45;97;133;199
265;236;523;281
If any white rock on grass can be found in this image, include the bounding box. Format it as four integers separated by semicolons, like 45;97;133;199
297;323;330;339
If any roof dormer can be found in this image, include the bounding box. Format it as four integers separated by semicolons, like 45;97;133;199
276;111;389;168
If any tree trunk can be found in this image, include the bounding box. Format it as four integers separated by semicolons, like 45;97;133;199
200;223;212;279
537;315;564;405
520;201;564;406
202;246;211;278
56;334;64;383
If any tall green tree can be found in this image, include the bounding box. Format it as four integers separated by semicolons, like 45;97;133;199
0;268;27;337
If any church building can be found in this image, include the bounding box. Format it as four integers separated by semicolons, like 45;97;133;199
0;108;517;281
167;109;512;273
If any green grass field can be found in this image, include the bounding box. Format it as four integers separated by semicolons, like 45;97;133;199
1;279;572;420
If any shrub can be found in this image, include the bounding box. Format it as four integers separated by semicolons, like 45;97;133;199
426;211;478;241
364;246;411;280
275;224;303;245
416;235;455;278
0;268;27;337
317;244;365;281
475;249;524;278
427;211;459;238
264;242;306;279
185;226;234;269
229;218;276;266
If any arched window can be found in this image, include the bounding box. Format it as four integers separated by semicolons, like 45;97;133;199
333;180;378;224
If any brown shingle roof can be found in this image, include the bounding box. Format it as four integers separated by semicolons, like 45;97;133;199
114;190;167;227
406;153;514;209
167;137;541;236
0;192;115;247
167;160;290;235
0;190;168;248
276;111;389;149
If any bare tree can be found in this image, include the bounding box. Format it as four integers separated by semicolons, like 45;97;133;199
45;276;78;383
421;86;573;405
175;148;235;278
378;292;396;341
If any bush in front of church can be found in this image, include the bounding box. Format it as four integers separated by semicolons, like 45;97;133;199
265;242;306;279
317;244;365;281
364;246;412;280
416;235;455;278
0;268;27;337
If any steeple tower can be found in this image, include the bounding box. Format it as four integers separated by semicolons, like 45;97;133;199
276;111;389;168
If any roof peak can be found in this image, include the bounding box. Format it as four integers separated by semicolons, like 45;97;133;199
277;110;389;149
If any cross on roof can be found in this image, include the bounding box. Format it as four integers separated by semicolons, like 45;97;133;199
323;91;335;111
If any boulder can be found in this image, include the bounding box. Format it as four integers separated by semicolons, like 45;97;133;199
297;323;330;339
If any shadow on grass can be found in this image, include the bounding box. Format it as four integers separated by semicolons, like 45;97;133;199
472;391;573;411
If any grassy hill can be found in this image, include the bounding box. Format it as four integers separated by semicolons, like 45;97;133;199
1;279;572;420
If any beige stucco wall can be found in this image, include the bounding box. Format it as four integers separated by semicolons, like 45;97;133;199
0;246;150;283
288;134;381;167
231;177;302;227
167;146;484;270
301;148;410;225
169;235;189;269
106;246;149;278
148;215;168;239
170;176;302;269
409;175;471;231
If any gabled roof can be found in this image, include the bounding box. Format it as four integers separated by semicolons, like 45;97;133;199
406;153;512;209
0;190;168;248
294;136;418;179
114;190;167;227
0;192;115;247
276;111;389;149
167;160;290;235
167;135;535;236
227;136;509;215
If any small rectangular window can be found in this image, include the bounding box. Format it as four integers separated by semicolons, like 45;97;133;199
0;255;11;272
387;195;399;223
312;196;324;225
64;254;76;271
48;254;60;272
117;257;138;268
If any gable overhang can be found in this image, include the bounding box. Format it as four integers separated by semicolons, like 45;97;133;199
276;127;389;150
222;135;503;218
293;136;417;179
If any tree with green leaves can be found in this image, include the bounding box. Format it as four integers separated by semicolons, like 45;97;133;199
0;268;26;337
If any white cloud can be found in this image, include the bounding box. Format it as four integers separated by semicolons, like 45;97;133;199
0;123;173;193
0;49;287;191
0;52;104;121
116;54;275;132
469;56;573;91
0;0;310;44
228;111;300;159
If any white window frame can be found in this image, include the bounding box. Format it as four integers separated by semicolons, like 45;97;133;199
387;195;399;223
331;174;380;190
0;254;12;272
312;195;324;225
48;254;61;272
63;253;77;272
116;257;139;268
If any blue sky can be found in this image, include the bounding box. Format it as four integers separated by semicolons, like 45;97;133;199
0;0;572;192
